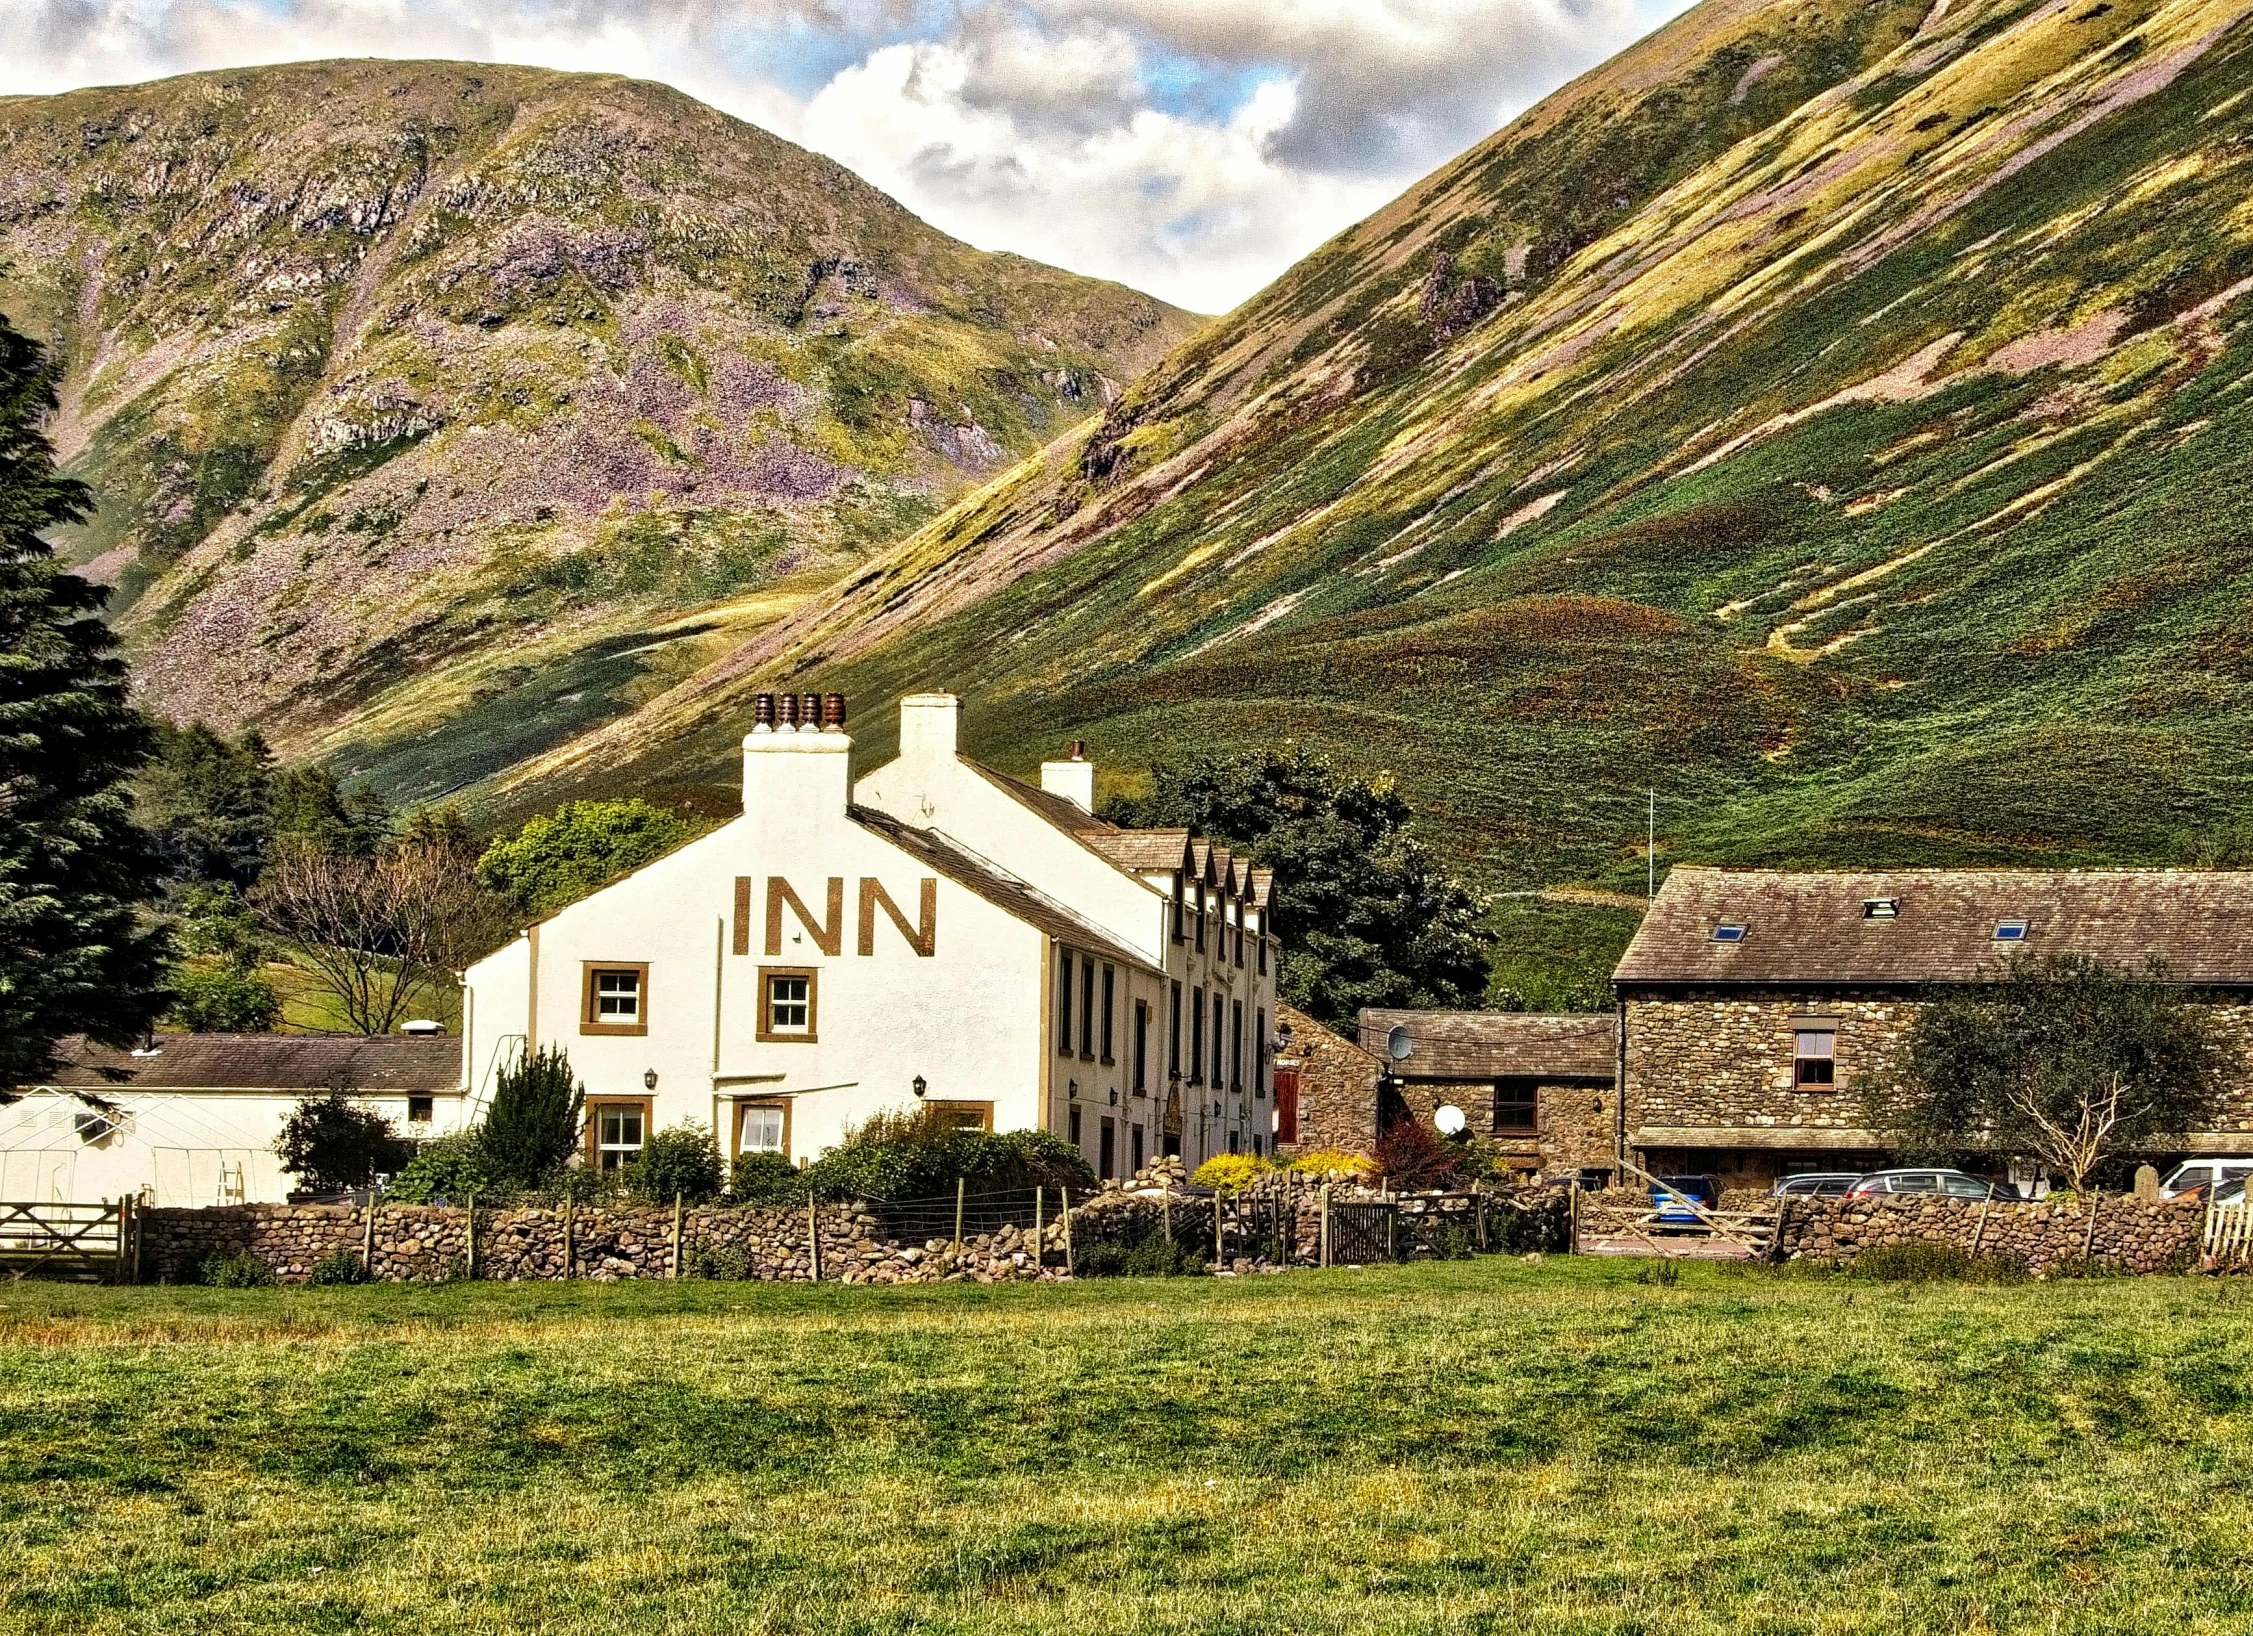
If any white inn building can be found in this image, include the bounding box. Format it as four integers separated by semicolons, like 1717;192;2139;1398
462;692;1282;1182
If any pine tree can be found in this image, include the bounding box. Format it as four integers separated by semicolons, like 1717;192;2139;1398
479;1045;584;1187
0;313;170;1090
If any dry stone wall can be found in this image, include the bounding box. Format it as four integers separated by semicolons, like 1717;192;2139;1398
142;1201;1073;1285
1774;1193;2208;1276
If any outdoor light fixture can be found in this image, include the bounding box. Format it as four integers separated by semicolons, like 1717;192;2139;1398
1109;1088;1119;1105
1069;1079;1079;1100
912;1075;928;1098
643;1069;658;1090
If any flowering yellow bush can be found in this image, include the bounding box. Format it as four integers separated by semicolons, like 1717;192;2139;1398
1287;1149;1376;1179
1191;1153;1274;1192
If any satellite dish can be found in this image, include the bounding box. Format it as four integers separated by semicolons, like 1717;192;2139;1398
1385;1025;1414;1063
1434;1104;1467;1138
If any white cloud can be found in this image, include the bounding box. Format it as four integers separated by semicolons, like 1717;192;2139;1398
0;0;1687;312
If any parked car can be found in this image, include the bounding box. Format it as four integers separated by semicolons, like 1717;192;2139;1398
1771;1172;1863;1199
1846;1169;2020;1201
1651;1174;1720;1224
2159;1159;2253;1200
2215;1178;2248;1206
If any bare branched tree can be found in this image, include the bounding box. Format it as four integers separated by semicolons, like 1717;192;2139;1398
255;837;514;1035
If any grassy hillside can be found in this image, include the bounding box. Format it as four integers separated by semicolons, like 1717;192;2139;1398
520;0;2253;912
0;61;1197;800
8;1261;2253;1632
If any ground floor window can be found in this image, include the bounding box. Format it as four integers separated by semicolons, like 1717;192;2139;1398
590;1100;650;1171
407;1095;434;1124
925;1100;993;1133
738;1101;788;1156
1069;1106;1082;1146
1100;1117;1116;1179
1132;1125;1145;1174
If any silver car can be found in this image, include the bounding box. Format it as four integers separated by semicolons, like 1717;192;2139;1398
1846;1169;2018;1201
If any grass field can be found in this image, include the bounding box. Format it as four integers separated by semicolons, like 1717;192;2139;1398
5;1260;2252;1633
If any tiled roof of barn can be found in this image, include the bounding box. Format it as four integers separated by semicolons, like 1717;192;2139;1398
1357;1010;1617;1079
1616;867;2253;987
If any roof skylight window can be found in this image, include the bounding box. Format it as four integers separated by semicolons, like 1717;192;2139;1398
1862;898;1900;920
1712;923;1748;944
1994;919;2029;942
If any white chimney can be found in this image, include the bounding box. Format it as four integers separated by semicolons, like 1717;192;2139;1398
743;692;852;850
899;693;962;761
1040;739;1095;813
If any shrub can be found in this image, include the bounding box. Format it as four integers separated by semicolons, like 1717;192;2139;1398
1192;1153;1273;1192
627;1123;724;1203
730;1150;807;1204
385;1133;495;1204
686;1245;756;1280
274;1088;409;1193
802;1107;1096;1201
308;1249;370;1285
1373;1120;1465;1190
1288;1149;1375;1180
1074;1234;1209;1277
166;961;281;1031
1847;1243;2029;1284
480;1045;583;1189
199;1250;276;1287
476;799;699;918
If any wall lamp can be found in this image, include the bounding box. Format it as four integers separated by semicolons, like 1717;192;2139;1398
913;1075;928;1098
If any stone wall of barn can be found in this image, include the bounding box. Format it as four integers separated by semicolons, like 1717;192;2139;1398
1274;1005;1382;1158
1623;989;2253;1178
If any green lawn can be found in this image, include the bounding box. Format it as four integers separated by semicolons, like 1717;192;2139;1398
4;1259;2251;1633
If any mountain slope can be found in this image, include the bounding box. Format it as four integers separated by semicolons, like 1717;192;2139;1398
521;0;2253;891
0;61;1196;802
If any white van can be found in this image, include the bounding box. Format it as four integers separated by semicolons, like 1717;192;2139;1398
2159;1159;2253;1199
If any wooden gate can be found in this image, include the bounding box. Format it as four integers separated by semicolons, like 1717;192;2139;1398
2205;1200;2253;1269
1327;1200;1396;1264
0;1200;133;1282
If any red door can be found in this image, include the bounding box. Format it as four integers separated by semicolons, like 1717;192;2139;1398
1275;1067;1301;1145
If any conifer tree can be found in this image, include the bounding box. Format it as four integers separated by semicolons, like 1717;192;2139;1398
479;1045;585;1187
0;313;169;1090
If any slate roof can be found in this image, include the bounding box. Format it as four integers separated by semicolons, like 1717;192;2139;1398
1616;867;2253;987
851;805;1163;973
43;1033;462;1091
1081;828;1193;874
1357;1009;1617;1079
970;762;1115;837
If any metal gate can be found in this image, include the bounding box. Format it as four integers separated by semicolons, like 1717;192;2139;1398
0;1200;133;1282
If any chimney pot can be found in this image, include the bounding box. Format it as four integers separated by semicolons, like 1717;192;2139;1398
777;693;801;729
1070;739;1086;760
823;693;848;732
753;693;777;733
801;693;822;732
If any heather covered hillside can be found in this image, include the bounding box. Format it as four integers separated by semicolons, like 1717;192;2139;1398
526;0;2253;897
0;61;1195;799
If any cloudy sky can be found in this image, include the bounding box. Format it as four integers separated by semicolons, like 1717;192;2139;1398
4;0;1693;312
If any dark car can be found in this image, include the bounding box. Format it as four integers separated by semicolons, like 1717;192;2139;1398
1652;1174;1721;1223
1845;1169;2019;1201
1771;1172;1863;1199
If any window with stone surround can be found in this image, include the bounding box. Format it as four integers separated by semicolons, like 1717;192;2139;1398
1493;1078;1539;1132
1794;1029;1837;1085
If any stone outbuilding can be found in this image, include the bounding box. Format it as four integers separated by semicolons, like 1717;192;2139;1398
1271;1001;1384;1158
1614;866;2253;1190
1359;1008;1620;1181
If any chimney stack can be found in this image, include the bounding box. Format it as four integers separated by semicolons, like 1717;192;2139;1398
1040;740;1097;814
899;693;963;761
743;690;852;840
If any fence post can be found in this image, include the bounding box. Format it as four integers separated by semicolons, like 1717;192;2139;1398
1475;1182;1487;1253
1062;1187;1074;1277
1971;1198;1991;1255
2083;1192;2101;1262
563;1193;575;1280
465;1192;477;1280
671;1193;684;1280
114;1197;129;1284
1320;1185;1331;1268
953;1176;966;1252
1568;1183;1580;1255
363;1195;377;1277
1385;1200;1397;1263
1215;1194;1225;1266
809;1195;822;1282
1034;1186;1044;1270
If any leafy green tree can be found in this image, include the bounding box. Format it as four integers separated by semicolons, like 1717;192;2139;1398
479;1044;585;1188
1859;954;2230;1192
272;763;392;858
627;1123;726;1203
168;963;282;1031
384;1133;494;1204
0;313;170;1091
477;798;699;919
1105;745;1493;1028
138;720;276;885
274;1086;410;1192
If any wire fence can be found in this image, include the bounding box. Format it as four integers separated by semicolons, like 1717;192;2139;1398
865;1186;1054;1244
